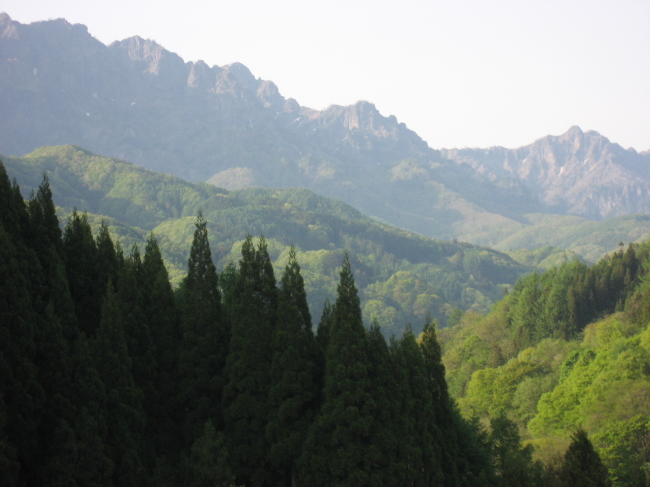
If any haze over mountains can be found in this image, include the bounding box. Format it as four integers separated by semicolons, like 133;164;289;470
1;12;649;254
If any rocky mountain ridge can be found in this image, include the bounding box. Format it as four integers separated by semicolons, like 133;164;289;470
441;126;650;219
1;12;649;248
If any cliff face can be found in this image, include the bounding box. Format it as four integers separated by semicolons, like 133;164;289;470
1;13;649;245
441;126;650;219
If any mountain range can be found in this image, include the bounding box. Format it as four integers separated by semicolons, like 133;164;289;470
1;12;649;258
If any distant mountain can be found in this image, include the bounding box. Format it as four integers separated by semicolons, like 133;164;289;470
442;126;650;220
1;13;649;254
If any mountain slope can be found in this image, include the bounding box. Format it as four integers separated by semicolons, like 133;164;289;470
442;126;650;220
2;144;531;334
1;13;649;251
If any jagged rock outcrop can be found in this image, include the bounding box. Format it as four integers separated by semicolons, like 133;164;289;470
1;13;649;246
441;126;650;219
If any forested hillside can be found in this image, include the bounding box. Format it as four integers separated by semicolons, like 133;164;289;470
2;145;529;335
441;240;650;486
1;162;612;487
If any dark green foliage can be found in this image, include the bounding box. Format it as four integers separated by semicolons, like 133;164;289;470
316;298;333;353
96;220;119;294
4;163;633;487
390;327;437;486
64;210;101;337
142;233;181;460
364;323;401;486
299;253;375;487
420;316;462;486
178;212;226;447
497;247;646;350
222;235;278;486
266;246;318;486
489;414;542;487
93;287;146;486
189;420;234;487
558;430;612;487
0;222;41;485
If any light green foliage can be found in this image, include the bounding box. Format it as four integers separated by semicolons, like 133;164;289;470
4;147;533;335
460;350;544;419
530;323;650;439
506;246;585;270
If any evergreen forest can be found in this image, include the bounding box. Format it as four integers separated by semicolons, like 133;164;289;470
1;158;646;486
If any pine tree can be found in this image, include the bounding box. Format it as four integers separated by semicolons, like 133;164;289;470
142;233;181;461
178;212;226;449
222;235;278;486
64;210;101;337
559;430;611;487
489;414;542;487
64;334;114;486
266;246;318;487
95;221;118;297
364;322;400;486
189;420;234;487
392;326;439;486
93;287;146;486
24;175;84;485
299;252;375;487
0;222;41;485
420;316;460;486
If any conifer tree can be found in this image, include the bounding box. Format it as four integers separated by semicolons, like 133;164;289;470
223;235;278;486
64;334;114;486
266;246;318;487
299;252;375;487
64;210;101;337
142;233;181;460
489;414;542;487
178;212;225;448
420;316;460;486
316;298;333;354
24;176;82;485
96;221;118;296
0;222;40;484
189;420;234;487
364;322;401;486
558;430;611;487
93;286;146;486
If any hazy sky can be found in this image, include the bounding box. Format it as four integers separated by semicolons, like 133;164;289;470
2;0;649;151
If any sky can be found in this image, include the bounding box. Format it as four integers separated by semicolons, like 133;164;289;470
2;0;649;151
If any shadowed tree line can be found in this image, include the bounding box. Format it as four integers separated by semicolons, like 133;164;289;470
0;162;611;486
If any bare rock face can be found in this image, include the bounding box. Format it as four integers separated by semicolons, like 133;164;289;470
440;126;650;219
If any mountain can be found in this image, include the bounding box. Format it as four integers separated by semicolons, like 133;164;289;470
442;126;650;220
1;13;649;256
2;144;531;334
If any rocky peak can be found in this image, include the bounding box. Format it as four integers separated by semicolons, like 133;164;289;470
0;12;18;39
110;36;185;75
223;62;258;92
256;80;284;109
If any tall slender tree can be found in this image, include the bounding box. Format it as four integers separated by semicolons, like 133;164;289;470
178;212;225;447
223;235;278;486
558;430;611;487
299;252;375;487
266;246;318;487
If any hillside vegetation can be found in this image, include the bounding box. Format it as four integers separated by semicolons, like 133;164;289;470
441;241;650;485
2;145;528;334
3;163;615;487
